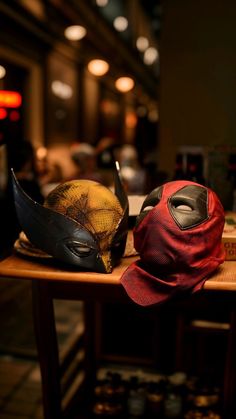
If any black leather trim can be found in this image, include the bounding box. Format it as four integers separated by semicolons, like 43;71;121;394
168;185;209;230
136;185;163;227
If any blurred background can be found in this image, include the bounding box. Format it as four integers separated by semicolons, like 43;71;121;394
1;1;236;208
0;0;160;185
0;0;162;251
1;2;236;418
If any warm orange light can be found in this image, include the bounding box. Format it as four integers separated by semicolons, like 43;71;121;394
143;47;159;65
100;99;119;115
36;146;48;160
9;110;20;121
0;65;6;79
87;59;109;76
115;77;134;93
113;16;128;32
136;36;149;52
64;25;87;41
0;91;22;108
125;112;137;129
0;108;7;119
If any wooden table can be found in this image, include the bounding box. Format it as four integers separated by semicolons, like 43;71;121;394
0;253;236;418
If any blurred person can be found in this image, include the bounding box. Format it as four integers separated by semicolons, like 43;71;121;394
143;150;168;193
70;142;104;183
118;144;147;195
0;144;12;255
3;139;44;249
35;146;63;188
95;137;120;187
9;140;44;203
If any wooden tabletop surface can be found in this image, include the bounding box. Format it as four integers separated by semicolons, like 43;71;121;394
0;253;236;291
0;253;136;284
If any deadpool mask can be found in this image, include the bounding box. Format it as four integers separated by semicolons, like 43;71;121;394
120;180;225;306
12;163;128;273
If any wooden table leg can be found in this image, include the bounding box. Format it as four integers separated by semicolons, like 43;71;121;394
32;280;62;419
223;309;236;418
83;301;98;389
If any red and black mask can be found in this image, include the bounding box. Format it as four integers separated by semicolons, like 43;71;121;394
121;180;225;306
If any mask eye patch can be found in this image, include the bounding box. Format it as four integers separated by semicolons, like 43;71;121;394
136;186;163;227
168;185;208;229
66;241;93;257
136;205;154;227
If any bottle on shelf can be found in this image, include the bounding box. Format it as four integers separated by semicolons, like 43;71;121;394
146;376;165;417
92;371;126;417
163;372;187;418
184;375;222;419
127;375;147;417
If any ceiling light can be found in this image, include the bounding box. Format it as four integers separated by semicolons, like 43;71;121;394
143;47;159;65
64;25;87;41
115;77;134;93
51;81;73;99
87;59;109;76
136;36;149;52
113;16;128;32
96;0;108;6
0;65;6;79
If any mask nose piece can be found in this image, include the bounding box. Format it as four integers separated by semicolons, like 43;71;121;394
100;251;112;273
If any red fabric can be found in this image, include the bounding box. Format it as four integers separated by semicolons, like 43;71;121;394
121;180;225;306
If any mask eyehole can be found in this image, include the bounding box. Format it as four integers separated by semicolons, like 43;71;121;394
67;242;92;257
175;204;193;211
142;205;154;212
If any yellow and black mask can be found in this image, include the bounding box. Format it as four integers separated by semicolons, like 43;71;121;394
11;164;128;273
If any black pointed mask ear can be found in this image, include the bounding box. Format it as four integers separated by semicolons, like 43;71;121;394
114;161;129;213
110;162;129;262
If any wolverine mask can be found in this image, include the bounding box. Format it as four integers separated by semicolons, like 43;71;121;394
12;163;128;273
